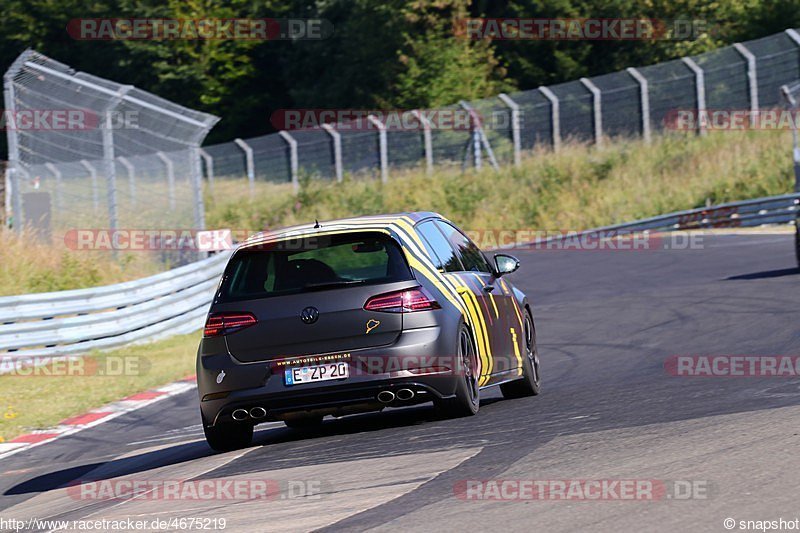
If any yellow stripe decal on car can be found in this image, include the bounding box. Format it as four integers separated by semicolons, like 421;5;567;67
450;275;493;384
509;327;524;375
345;219;494;383
499;278;524;374
501;279;524;330
463;274;494;326
472;273;500;319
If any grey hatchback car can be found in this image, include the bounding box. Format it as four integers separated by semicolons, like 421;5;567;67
197;213;540;451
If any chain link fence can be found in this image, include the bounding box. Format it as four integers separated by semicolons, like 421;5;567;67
780;78;800;193
779;79;800;265
5;29;800;238
201;28;800;190
3;49;219;239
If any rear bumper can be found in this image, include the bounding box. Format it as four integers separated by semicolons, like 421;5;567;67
197;325;461;426
205;378;457;426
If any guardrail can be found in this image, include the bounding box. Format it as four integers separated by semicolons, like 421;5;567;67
534;193;799;243
0;252;229;358
0;193;797;362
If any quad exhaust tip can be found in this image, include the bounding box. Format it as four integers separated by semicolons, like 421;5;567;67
231;408;249;421
377;390;395;403
396;388;415;401
250;406;267;419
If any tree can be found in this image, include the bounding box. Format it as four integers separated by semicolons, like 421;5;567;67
114;0;281;142
0;0;797;150
480;0;754;88
390;0;511;108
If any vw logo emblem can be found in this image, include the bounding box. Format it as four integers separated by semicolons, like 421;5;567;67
300;306;319;324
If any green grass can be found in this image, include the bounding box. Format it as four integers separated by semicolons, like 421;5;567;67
0;333;199;443
205;130;794;234
0;230;165;296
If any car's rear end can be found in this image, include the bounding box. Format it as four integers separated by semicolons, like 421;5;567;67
197;227;462;446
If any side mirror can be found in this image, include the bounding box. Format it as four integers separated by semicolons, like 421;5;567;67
494;254;520;276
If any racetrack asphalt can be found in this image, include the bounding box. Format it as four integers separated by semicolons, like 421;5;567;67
1;233;799;532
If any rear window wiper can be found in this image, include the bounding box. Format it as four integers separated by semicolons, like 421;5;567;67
302;279;367;291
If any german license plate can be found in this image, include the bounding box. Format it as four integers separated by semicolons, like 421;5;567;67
284;362;349;385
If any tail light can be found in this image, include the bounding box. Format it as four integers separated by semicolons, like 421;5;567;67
204;312;257;337
364;287;441;313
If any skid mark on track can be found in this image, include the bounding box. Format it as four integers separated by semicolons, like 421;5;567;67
1;440;260;525
7;448;482;532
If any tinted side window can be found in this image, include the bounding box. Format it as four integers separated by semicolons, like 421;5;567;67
416;221;463;272
435;221;491;273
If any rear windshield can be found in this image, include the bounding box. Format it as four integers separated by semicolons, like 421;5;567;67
218;232;413;302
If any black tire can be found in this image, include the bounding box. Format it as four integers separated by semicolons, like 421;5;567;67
436;323;480;418
203;422;253;452
284;415;324;429
501;309;541;399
